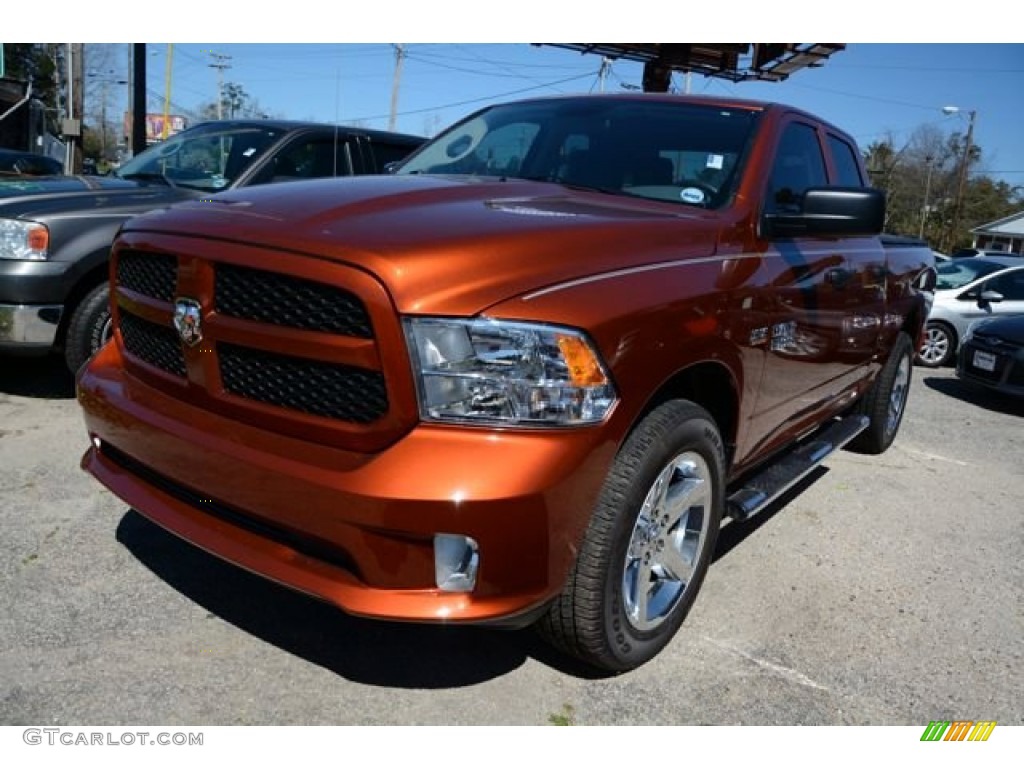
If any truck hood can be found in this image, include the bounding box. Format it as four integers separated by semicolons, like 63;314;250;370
124;175;723;315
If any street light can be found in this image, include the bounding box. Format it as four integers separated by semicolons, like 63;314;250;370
943;105;977;251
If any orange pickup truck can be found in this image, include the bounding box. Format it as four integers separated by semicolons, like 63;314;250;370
78;94;934;672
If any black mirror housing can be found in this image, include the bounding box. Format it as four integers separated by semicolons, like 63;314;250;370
762;187;886;239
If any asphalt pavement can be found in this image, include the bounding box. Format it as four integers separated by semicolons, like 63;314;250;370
1;354;1021;725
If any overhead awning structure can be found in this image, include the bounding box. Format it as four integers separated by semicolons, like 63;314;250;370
546;44;845;91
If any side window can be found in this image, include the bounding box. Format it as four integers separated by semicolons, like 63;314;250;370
250;137;354;185
986;270;1024;301
365;141;419;173
827;134;864;186
767;122;827;213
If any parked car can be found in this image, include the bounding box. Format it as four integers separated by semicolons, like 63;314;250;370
956;315;1024;398
0;148;64;176
0;120;424;371
79;93;933;672
917;256;1024;367
951;247;1020;259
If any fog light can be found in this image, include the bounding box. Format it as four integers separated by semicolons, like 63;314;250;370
434;533;479;592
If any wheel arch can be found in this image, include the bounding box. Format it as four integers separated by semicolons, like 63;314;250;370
630;359;739;464
55;254;111;349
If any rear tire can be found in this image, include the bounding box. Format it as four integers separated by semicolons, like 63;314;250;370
64;283;112;374
537;400;724;672
849;331;913;455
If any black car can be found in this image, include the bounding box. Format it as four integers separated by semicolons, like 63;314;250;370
0;148;64;176
956;314;1024;398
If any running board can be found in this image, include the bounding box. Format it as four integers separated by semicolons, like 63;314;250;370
726;414;869;521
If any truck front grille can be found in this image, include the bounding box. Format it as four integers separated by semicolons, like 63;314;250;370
119;312;187;378
116;251;177;302
219;344;388;423
215;263;373;338
112;243;408;448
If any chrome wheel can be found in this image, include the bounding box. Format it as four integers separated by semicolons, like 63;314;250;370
886;353;911;436
622;451;712;632
918;324;952;367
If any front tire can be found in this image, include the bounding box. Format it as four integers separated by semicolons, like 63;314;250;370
849;331;913;455
64;283;112;374
538;400;724;672
916;321;955;367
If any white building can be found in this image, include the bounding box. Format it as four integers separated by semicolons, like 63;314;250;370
971;210;1024;255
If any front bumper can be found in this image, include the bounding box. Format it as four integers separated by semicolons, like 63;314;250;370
957;337;1024;398
78;341;616;625
0;303;63;349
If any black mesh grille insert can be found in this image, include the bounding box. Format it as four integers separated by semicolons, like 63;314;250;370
117;251;177;302
120;313;186;377
219;344;386;423
215;263;372;338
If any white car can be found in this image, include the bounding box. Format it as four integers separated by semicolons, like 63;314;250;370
917;256;1024;367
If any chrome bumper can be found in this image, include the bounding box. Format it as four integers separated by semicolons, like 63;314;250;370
0;303;63;348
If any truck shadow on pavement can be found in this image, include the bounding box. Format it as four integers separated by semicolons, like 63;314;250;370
115;510;607;687
712;467;828;564
922;376;1024;417
0;354;76;399
113;471;830;687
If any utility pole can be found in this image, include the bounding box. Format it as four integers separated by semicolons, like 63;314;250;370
208;52;232;120
162;44;174;139
597;57;610;93
131;43;146;156
950;110;977;251
389;44;405;132
918;154;934;240
65;43;84;174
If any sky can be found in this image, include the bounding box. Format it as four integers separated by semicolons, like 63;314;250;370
82;42;1024;189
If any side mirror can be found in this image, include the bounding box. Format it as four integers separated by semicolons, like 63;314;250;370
761;187;885;239
979;289;1004;306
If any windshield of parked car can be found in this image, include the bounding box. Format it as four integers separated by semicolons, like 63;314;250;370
396;99;760;209
117;124;284;191
935;259;1008;291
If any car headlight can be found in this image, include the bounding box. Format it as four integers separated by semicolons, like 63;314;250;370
404;316;618;426
0;219;49;260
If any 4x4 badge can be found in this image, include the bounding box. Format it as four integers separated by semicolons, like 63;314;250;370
173;298;203;347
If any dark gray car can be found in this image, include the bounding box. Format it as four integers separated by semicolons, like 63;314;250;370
0;119;424;371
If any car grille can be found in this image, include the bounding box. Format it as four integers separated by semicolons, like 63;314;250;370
116;250;177;302
215;263;372;338
113;247;395;438
119;312;187;377
220;343;387;423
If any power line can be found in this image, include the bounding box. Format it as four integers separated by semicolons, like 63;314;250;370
350;71;596;122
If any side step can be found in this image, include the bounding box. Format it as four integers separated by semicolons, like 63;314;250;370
726;414;869;521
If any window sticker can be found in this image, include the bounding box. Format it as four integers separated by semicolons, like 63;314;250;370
680;187;706;204
706;154;724;170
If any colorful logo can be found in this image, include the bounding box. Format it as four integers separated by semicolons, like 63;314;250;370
920;721;996;742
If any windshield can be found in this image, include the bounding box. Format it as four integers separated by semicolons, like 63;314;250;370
117;124;284;191
935;259;1007;291
397;99;760;209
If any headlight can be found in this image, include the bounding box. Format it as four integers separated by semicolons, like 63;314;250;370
404;317;617;426
0;219;49;260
